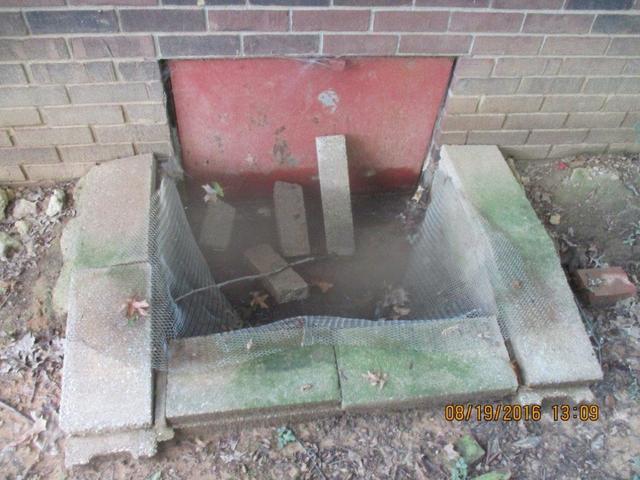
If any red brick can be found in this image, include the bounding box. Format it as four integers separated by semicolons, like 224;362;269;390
452;78;519;95
159;35;240;57
527;129;588;145
0;39;69;61
399;35;471;55
559;57;626;75
210;10;289;32
541;36;610;56
0;0;64;5
293;10;369;31
416;0;488;5
334;0;410;5
493;0;563;7
244;35;319;55
373;11;448;32
472;36;543;55
454;58;494;78
609;38;640;56
0;165;26;182
494;58;551;77
0;12;28;37
70;36;156;59
574;267;637;307
324;35;397;55
120;9;206;32
441;114;505;131
26;10;118;34
69;0;157;4
450;12;524;33
523;14;595;33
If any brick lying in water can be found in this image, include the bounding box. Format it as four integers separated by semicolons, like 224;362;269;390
273;181;310;257
244;243;308;304
198;200;236;252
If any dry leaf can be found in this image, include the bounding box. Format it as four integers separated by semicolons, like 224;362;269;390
123;296;149;321
362;370;388;390
250;291;270;310
312;280;334;293
301;383;313;392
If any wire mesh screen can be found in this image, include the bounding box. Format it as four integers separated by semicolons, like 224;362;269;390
148;167;575;370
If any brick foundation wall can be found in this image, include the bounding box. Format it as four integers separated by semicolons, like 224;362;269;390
1;0;639;182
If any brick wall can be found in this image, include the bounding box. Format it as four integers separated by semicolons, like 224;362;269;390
1;0;639;182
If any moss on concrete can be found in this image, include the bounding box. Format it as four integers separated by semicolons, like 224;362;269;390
166;345;341;422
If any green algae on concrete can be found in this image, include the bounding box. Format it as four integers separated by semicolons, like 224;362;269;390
53;154;156;316
439;145;602;388
335;317;517;411
166;341;341;427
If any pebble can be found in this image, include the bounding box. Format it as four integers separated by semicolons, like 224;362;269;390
12;199;37;219
46;189;65;217
549;213;561;225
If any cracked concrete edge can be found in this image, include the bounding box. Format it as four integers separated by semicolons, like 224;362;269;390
514;386;595;406
64;429;157;469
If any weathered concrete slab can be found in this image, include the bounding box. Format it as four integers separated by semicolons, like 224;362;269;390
316;135;355;256
65;429;157;469
439;145;602;387
198;200;236;252
53;153;156;316
335;317;518;411
166;340;341;428
244;243;308;303
273;181;310;257
60;263;153;436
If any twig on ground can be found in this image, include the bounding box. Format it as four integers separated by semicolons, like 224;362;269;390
0;398;33;424
297;439;327;480
174;256;318;303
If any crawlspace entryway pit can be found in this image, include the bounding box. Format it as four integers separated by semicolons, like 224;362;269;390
55;55;604;469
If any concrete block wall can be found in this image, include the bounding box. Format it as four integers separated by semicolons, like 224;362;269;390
1;0;639;182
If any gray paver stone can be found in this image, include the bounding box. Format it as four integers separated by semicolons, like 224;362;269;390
273;181;310;257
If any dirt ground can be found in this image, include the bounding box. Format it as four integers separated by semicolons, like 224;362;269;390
1;153;639;480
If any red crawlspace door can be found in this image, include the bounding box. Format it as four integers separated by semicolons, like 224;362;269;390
170;57;453;196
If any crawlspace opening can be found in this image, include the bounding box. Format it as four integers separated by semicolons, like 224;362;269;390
183;185;420;328
166;56;456;334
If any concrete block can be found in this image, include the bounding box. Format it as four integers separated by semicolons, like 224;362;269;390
439;145;602;387
52;153;155;316
273;181;310;257
198;200;235;252
574;267;637;306
166;341;340;428
65;429;157;469
315;135;355;256
335;317;518;411
60;263;153;436
244;243;308;303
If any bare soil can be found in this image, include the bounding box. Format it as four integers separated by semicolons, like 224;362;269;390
1;154;639;480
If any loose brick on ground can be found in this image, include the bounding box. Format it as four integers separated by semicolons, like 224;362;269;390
574;267;637;307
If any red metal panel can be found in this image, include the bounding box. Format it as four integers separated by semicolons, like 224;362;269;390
170;57;452;196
